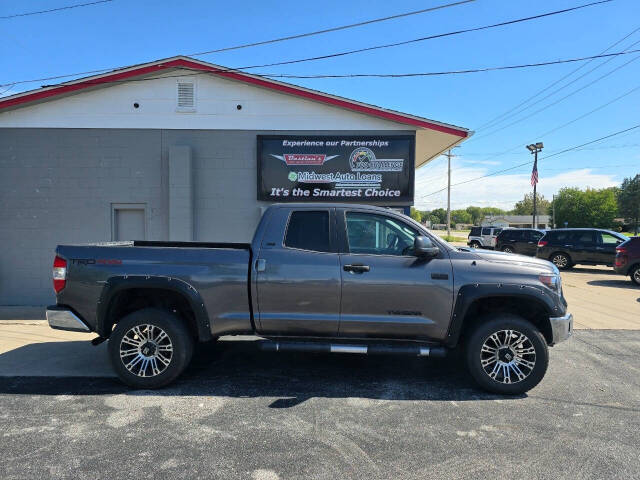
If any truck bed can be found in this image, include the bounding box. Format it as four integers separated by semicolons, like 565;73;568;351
55;242;253;337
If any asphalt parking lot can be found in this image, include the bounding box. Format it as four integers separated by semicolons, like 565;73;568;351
1;266;638;479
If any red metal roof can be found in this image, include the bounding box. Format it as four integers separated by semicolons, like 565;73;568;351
0;56;469;137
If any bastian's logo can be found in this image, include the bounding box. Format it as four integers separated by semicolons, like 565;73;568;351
271;153;339;166
349;147;404;172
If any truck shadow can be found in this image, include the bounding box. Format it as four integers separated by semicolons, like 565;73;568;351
0;339;522;405
587;279;637;289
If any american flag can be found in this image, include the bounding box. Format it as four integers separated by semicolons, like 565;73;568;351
531;157;539;187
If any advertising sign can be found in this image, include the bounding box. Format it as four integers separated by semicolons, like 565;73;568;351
257;135;415;204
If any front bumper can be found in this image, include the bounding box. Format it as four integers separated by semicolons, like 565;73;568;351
46;305;90;332
549;312;572;345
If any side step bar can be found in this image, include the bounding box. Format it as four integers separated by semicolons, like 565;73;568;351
259;341;447;357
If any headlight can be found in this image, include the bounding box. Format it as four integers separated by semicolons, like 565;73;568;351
539;273;561;293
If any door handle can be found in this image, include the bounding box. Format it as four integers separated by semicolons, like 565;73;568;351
256;259;266;272
343;264;370;273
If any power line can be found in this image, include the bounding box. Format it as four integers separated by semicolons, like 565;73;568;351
471;36;640;140
0;0;612;87
6;48;639;90
260;49;640;78
0;0;113;19
420;124;640;198
188;0;475;56
230;0;614;71
474;25;640;132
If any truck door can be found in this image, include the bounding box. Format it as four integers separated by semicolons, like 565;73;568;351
255;208;341;336
337;210;454;340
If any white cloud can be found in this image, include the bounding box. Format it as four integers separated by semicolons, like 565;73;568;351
414;159;618;211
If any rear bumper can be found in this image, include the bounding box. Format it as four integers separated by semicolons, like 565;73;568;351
46;305;90;332
549;312;572;345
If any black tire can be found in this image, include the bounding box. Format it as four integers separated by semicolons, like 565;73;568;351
465;314;549;395
630;265;640;286
108;308;194;389
469;241;481;249
501;246;514;254
549;252;571;269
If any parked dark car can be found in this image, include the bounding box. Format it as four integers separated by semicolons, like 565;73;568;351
614;236;640;285
496;228;545;256
536;228;628;269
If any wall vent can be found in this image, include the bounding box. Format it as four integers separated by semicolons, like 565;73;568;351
176;81;195;111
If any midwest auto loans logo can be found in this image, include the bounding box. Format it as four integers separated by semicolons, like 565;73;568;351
349;147;404;172
271;153;339;166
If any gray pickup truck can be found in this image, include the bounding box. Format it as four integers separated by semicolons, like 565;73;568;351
48;203;572;394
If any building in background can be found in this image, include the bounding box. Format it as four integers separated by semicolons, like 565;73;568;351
0;56;470;305
482;215;550;229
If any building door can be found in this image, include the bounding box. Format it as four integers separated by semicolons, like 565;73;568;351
112;204;146;241
337;210;453;340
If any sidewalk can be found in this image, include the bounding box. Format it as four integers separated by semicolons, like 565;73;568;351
0;320;113;377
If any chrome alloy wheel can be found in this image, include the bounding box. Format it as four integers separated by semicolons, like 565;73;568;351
552;254;568;268
119;324;173;377
633;268;640;284
503;247;514;253
480;330;536;384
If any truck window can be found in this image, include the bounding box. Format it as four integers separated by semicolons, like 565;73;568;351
284;211;331;252
481;227;491;235
346;212;418;256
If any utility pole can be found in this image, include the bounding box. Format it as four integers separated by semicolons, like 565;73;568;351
444;149;454;238
552;194;556;229
526;142;543;229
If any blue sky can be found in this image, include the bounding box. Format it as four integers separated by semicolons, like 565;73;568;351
1;0;639;210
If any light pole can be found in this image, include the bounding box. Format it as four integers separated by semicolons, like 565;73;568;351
526;142;543;228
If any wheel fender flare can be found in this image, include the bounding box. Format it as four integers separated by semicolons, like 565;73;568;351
96;275;211;341
445;283;561;348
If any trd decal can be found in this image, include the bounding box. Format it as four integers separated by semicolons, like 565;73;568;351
71;258;122;265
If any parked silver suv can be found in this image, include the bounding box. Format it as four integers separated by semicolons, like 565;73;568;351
468;226;503;249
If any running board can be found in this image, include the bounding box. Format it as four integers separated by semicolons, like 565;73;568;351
259;341;446;357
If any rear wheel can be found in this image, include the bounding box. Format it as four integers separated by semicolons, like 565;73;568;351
465;314;548;395
469;241;481;249
550;252;571;269
631;265;640;286
108;308;194;389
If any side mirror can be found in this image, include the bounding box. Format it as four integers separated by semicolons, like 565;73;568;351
414;236;439;257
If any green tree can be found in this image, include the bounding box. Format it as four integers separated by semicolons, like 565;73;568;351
465;206;483;225
617;174;640;234
410;207;423;223
451;209;472;225
511;193;551;216
430;208;447;224
552;187;618;228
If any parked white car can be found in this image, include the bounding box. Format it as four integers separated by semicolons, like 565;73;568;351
467;226;503;249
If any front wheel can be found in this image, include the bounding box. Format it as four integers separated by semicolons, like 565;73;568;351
502;246;514;254
108;308;194;389
631;265;640;286
465;314;548;395
550;252;571;269
469;241;481;249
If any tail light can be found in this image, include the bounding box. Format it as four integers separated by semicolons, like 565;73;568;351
53;255;67;293
616;246;627;253
537;240;548;248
